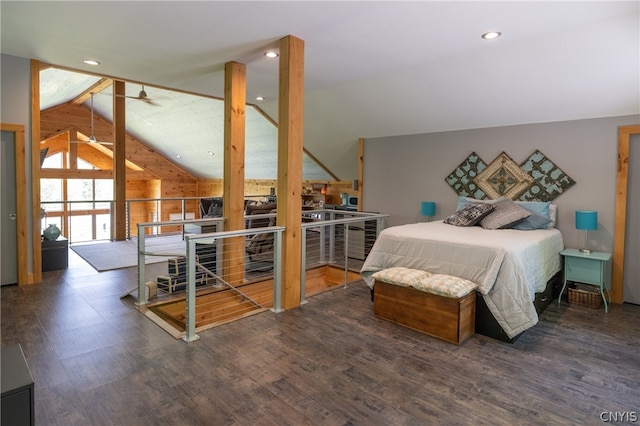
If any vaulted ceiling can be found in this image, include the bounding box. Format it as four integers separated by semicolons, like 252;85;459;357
2;1;639;180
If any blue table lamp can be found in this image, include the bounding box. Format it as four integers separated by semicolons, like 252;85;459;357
575;210;597;253
421;201;436;221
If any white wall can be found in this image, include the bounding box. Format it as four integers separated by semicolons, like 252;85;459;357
1;53;34;274
362;115;640;252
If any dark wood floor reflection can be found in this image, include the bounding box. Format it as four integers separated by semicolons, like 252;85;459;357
2;250;639;425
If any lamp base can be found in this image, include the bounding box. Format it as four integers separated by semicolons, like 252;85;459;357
579;248;592;254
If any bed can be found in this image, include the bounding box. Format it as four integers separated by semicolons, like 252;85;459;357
361;217;564;341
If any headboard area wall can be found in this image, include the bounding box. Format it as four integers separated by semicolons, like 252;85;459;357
362;114;640;253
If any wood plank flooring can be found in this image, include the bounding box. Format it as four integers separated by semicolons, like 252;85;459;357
2;250;639;425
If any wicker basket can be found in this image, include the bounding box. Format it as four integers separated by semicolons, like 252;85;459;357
568;286;602;309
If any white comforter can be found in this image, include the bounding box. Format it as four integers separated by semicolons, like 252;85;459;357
361;221;564;338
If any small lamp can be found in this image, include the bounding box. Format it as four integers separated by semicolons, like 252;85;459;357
575;210;597;253
421;201;436;221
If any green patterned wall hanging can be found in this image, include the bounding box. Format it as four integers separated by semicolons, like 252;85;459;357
445;152;487;199
519;150;576;201
446;150;575;202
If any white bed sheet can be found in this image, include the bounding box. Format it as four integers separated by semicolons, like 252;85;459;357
361;221;564;338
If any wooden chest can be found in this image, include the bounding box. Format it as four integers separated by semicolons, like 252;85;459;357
374;280;476;345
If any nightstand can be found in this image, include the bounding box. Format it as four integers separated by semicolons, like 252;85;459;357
558;248;611;313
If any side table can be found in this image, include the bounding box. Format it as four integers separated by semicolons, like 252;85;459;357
557;248;611;313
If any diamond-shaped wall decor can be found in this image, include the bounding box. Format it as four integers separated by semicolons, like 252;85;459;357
474;152;534;200
519;150;575;201
445;152;487;199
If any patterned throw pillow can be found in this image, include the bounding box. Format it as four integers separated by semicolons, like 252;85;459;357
412;274;478;298
479;199;532;230
444;203;494;226
372;267;431;287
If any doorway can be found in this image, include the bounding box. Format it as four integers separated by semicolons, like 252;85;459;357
1;130;18;285
623;134;639;304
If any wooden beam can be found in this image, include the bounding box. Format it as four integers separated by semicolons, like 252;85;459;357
612;124;640;303
223;61;247;285
70;78;113;104
277;35;305;309
113;80;127;240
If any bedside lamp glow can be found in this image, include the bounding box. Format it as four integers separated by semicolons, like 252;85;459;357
575;210;597;253
421;201;436;221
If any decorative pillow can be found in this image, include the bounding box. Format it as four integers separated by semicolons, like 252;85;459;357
547;204;558;228
411;274;478;298
479;199;532;230
456;196;503;211
372;267;431;287
511;211;553;230
444;203;494;226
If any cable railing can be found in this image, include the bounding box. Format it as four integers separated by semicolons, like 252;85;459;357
41;195;276;243
133;210;387;342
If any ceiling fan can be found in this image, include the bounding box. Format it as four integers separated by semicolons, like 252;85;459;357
71;92;112;145
125;85;160;106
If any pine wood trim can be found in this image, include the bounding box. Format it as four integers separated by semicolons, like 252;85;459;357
612;124;640;303
31;59;42;284
278;35;305;309
223;61;247;285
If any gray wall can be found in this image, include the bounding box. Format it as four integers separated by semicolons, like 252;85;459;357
362;115;640;253
1;53;34;273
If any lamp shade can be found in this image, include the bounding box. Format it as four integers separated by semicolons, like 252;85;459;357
421;201;436;217
575;210;597;230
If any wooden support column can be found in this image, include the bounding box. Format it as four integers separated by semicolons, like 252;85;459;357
223;61;247;284
358;137;364;211
113;81;127;240
30;59;42;284
277;35;305;309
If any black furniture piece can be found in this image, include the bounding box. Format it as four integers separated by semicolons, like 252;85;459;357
1;343;35;426
156;243;217;294
41;236;68;271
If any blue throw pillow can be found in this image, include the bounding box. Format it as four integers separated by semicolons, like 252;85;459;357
511;211;553;230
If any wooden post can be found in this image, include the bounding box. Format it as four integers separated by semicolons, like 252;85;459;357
358;137;364;211
277;35;305;309
113;81;127;241
30;59;42;284
223;61;247;284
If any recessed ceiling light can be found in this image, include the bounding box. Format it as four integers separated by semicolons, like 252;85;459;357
256;96;265;101
83;59;100;66
481;31;502;40
176;154;181;159
208;151;214;156
264;51;279;58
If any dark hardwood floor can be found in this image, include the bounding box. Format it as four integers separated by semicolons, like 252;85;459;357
2;250;639;425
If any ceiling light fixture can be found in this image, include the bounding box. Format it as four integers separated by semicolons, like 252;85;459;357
208;151;214;156
264;51;279;58
481;31;502;40
83;59;100;66
256;96;265;101
176;154;181;159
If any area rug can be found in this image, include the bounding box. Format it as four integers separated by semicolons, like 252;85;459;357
70;234;187;271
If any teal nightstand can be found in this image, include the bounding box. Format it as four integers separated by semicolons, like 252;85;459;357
558;248;611;313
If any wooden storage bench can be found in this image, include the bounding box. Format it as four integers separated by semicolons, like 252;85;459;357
372;267;477;345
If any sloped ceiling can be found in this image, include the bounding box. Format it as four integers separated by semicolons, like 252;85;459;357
2;1;639;180
39;67;334;180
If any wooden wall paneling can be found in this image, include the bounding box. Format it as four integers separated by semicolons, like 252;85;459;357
223;61;247;285
30;59;41;284
277;35;305;309
612;124;640;303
